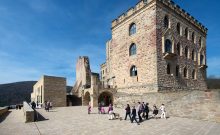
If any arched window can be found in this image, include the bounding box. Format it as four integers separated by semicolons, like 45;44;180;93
167;64;171;74
185;28;188;39
192;32;195;43
129;43;136;56
192;50;195;61
184;67;187;78
177;23;181;35
200;55;204;65
185;46;188;58
192;69;196;79
164;16;169;29
165;39;172;53
176;65;179;77
177;42;181;55
129;23;136;36
130;66;137;76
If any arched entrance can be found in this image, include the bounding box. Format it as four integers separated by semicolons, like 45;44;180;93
83;92;91;106
98;92;113;107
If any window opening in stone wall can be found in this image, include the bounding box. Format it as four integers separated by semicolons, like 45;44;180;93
199;37;202;47
184;67;187;78
192;32;195;43
164;15;169;29
192;50;195;61
165;39;172;53
167;64;171;74
177;42;181;55
130;66;137;76
185;27;188;39
129;23;136;36
176;65;179;77
200;55;204;65
185;46;188;58
129;43;137;56
192;69;196;79
177;23;181;35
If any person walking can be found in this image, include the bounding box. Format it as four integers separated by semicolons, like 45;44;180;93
46;101;50;112
153;104;159;119
98;103;101;114
108;104;114;120
131;106;140;125
160;104;166;119
49;101;53;110
137;102;143;122
142;102;146;118
31;101;36;110
145;103;149;120
88;103;91;114
124;104;131;120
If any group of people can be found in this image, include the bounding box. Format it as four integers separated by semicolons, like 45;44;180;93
124;103;166;125
88;102;167;125
44;101;53;112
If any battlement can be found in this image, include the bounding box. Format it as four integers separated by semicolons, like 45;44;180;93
111;0;207;34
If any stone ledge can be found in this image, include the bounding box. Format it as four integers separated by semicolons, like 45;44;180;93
23;101;34;123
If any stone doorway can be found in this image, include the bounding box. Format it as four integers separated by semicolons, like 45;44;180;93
83;92;91;106
98;92;113;107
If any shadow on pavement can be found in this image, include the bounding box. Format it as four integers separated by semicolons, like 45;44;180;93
0;111;12;123
35;111;49;122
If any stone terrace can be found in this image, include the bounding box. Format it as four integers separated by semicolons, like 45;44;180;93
0;107;220;135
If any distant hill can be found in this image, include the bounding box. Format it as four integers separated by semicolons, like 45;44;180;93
207;78;220;89
0;81;73;107
0;81;37;107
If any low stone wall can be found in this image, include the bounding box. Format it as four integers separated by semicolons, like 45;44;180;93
114;90;220;122
23;101;34;123
0;107;8;116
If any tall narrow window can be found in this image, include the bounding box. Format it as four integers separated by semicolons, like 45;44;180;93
165;39;172;53
185;46;188;58
164;16;169;29
192;50;195;61
192;69;196;79
199;37;202;47
167;64;171;74
177;23;181;35
129;43;136;56
185;28;188;39
192;32;195;43
176;65;179;77
129;23;136;36
130;66;137;76
200;55;204;65
177;42;181;55
184;67;187;78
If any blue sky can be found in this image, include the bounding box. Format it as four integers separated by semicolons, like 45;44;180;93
0;0;219;85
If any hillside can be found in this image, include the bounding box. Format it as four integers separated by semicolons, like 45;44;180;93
0;81;73;107
0;81;37;107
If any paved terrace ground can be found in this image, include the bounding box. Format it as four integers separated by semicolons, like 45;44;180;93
0;106;220;135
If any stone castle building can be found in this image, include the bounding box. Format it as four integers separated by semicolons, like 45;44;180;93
72;0;210;115
101;0;207;94
31;75;67;107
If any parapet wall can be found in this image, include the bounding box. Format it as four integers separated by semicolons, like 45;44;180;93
112;0;207;33
0;107;8;116
23;101;34;123
114;90;220;122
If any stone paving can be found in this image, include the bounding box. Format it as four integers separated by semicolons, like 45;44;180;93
0;106;220;135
